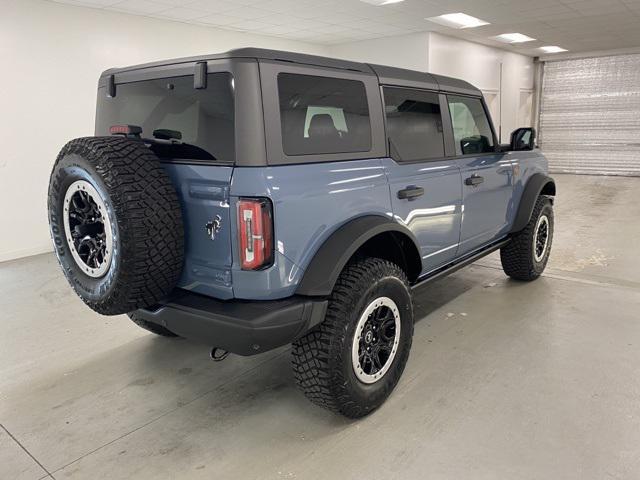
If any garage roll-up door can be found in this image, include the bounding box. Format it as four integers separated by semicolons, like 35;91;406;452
539;54;640;176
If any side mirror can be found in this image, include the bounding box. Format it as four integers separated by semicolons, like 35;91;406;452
510;127;536;151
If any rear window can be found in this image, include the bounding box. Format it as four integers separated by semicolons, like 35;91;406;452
277;73;371;156
96;73;235;163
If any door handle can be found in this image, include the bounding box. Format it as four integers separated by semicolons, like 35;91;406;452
397;185;424;200
465;174;484;186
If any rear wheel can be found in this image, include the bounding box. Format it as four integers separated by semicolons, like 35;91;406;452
292;258;413;418
501;196;554;281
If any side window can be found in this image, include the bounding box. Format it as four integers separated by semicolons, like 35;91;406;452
447;95;495;155
278;73;371;156
383;87;445;162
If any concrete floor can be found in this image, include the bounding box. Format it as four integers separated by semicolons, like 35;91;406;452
2;173;640;480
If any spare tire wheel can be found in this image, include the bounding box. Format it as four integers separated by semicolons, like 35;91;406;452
47;136;184;315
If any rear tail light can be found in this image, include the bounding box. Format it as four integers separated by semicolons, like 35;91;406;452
237;198;274;270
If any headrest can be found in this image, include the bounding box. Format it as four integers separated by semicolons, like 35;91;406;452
308;114;338;137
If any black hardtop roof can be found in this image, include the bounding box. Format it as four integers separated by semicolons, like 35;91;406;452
101;47;480;96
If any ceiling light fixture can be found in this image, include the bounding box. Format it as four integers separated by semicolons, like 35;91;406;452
359;0;405;6
426;12;490;29
540;45;568;53
494;33;536;43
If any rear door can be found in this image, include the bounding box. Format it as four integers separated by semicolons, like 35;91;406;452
446;94;514;255
96;61;245;299
383;87;463;274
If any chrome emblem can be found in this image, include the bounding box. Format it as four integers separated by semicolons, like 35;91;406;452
205;215;222;240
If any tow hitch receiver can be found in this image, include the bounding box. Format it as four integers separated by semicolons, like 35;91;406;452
210;348;230;362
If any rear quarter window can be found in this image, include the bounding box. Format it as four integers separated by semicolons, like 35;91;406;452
277;73;371;156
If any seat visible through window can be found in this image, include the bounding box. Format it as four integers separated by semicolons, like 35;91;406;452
308;114;340;141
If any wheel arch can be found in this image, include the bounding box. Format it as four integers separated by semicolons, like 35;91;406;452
511;173;556;233
296;216;422;297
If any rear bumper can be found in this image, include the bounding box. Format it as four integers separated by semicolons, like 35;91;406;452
132;290;328;356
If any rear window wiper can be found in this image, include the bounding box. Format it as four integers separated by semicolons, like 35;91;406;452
153;129;182;141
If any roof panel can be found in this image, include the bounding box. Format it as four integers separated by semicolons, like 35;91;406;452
101;48;372;76
101;48;481;95
368;64;439;91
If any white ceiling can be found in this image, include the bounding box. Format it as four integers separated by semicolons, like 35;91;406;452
48;0;640;55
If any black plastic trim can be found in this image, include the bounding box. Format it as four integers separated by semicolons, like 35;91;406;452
194;61;207;89
296;215;421;296
511;174;556;233
134;290;328;356
107;74;116;98
413;238;510;289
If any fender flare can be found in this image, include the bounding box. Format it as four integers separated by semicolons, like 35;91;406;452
296;215;421;297
511;173;556;233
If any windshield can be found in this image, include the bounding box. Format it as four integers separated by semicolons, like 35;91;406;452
96;72;235;163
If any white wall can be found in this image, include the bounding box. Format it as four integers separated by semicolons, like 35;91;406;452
0;0;329;262
329;33;430;71
331;32;534;143
0;2;536;263
427;32;534;142
329;32;534;135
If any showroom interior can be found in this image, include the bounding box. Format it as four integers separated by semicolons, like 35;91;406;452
2;0;640;478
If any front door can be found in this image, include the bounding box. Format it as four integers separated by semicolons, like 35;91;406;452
446;94;514;255
383;87;463;275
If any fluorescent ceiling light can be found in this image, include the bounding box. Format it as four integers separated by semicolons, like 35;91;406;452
540;45;568;53
494;33;536;43
426;13;490;29
359;0;405;5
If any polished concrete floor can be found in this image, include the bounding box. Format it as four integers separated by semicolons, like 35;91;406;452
2;173;640;480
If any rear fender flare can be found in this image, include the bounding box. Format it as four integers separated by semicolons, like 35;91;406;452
296;216;421;297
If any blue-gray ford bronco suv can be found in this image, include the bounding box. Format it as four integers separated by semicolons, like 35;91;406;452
48;48;555;418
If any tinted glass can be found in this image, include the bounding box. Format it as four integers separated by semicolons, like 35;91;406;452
383;87;445;161
447;95;494;155
96;73;235;162
278;73;371;156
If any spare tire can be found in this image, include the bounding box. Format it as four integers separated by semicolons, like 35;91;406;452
48;137;184;315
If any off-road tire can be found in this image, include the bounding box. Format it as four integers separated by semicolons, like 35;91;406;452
292;258;413;418
128;312;179;337
48;137;184;315
501;196;554;281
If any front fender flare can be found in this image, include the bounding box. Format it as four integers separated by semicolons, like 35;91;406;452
296;215;420;297
511;173;556;233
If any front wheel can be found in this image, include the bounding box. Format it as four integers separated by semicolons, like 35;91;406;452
501;196;554;281
292;258;414;418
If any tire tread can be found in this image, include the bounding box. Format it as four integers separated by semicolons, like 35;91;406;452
49;137;184;315
292;258;411;418
500;196;553;281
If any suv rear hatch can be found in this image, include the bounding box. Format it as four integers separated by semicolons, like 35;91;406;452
95;70;237;299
